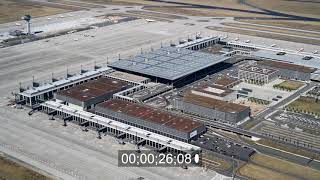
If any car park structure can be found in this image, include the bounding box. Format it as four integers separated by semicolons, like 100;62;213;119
173;92;250;123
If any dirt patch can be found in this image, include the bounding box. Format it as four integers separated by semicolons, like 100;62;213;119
273;80;304;91
238;163;299;180
202;152;232;171
0;154;52;180
250;153;320;180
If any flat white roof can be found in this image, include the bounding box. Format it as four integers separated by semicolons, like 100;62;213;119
42;100;200;151
227;41;320;69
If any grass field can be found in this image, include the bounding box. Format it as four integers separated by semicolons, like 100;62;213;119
82;0;261;10
237;20;320;32
286;96;320;117
247;0;320;19
238;163;299;180
143;6;272;18
222;22;320;39
0;155;51;180
257;139;320;161
273;80;304;91
250;153;320;180
0;0;80;24
48;0;104;8
202;152;232;171
206;26;320;45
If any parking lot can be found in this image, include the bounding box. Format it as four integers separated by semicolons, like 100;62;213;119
269;110;320;135
254;120;320;150
192;133;255;162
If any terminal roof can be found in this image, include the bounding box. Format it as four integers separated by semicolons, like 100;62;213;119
57;77;129;102
20;66;111;97
97;99;204;133
42;101;200;151
109;47;230;81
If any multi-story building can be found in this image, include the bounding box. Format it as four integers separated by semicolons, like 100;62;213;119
173;92;250;123
257;60;317;81
238;65;278;84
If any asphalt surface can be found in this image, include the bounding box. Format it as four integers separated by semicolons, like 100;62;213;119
0;2;320;179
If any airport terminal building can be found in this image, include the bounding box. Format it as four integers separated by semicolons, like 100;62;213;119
55;77;131;110
108;46;231;86
95;99;206;142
